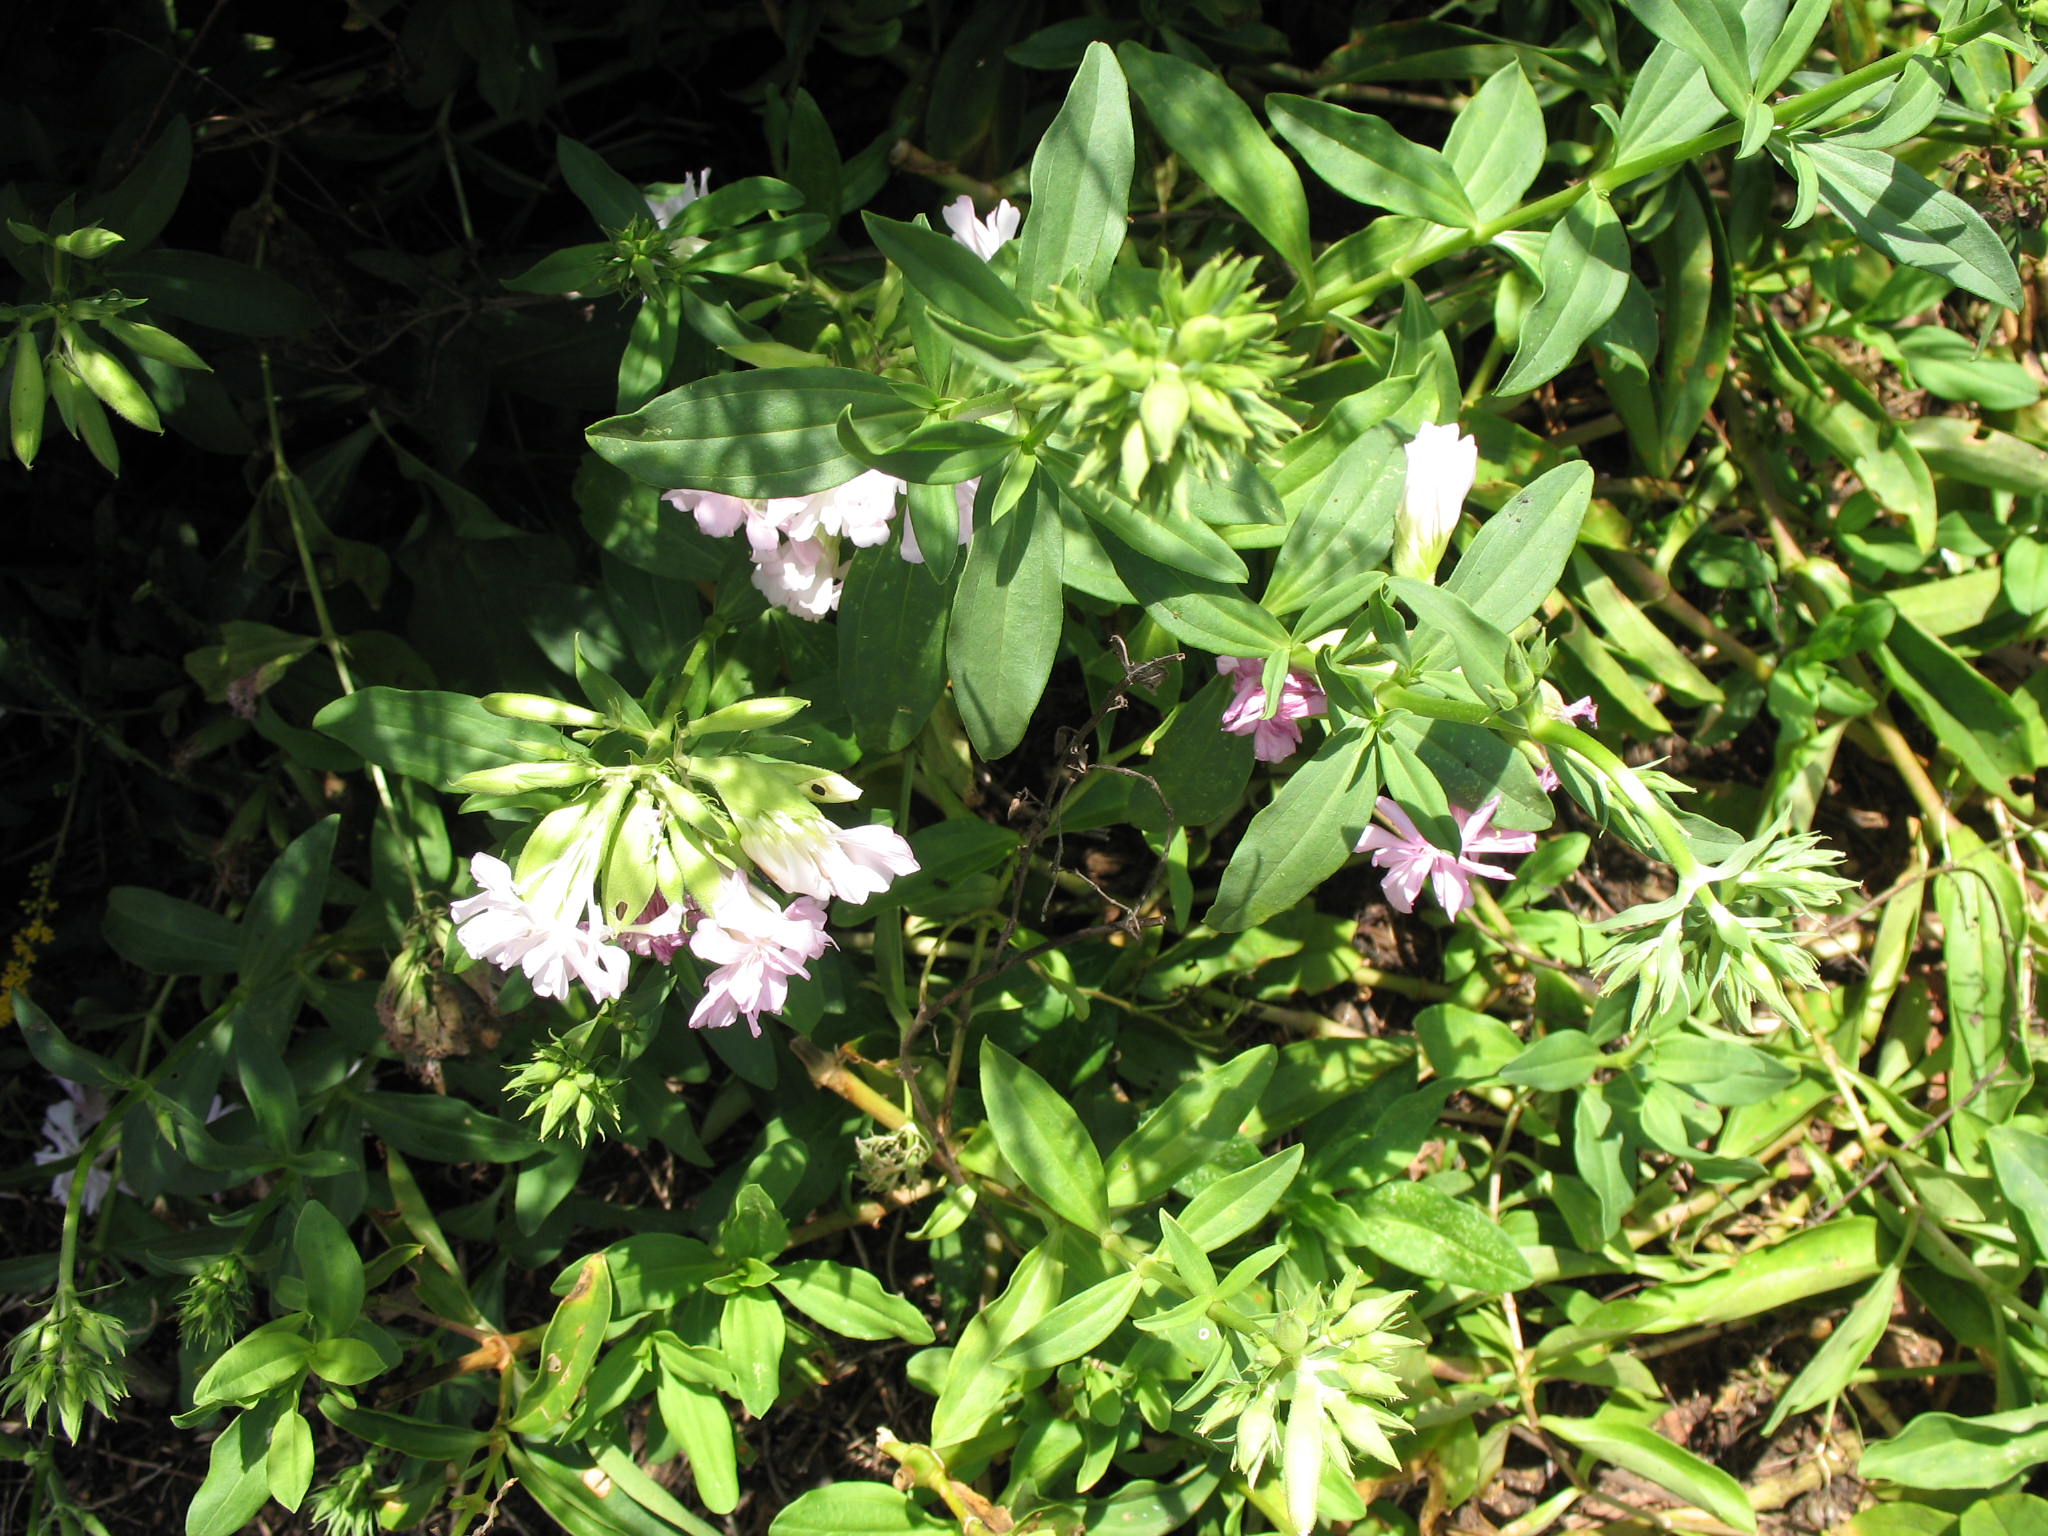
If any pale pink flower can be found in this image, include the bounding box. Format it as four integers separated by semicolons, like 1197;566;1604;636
615;891;691;965
1216;656;1328;763
1354;795;1536;918
687;875;832;1035
1532;690;1597;792
750;537;844;619
942;196;1021;260
741;813;919;904
35;1079;119;1214
451;852;630;1005
806;471;904;548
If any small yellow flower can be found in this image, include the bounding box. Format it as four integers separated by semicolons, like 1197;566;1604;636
0;862;58;1029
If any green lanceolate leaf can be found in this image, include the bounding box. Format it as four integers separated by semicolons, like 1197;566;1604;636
1017;43;1133;302
1860;1404;2048;1491
588;368;925;497
1106;1046;1276;1208
1622;0;1754;118
1263;427;1401;626
239;815;338;985
103;887;242;975
507;1255;614;1434
1988;1126;2048;1259
313;687;573;787
1080;513;1277;654
981;1040;1110;1234
1788;136;2022;311
996;1270;1144;1370
771;1260;935;1343
657;1374;740;1514
838;542;952;752
1208;727;1380;931
1354;1181;1534;1292
1498;193;1632;395
1442;63;1545;221
1116;43;1315;284
557;136;650;230
1178;1146;1304;1250
293;1201;365;1339
1441;461;1595;632
1269;95;1478;228
1542;1415;1757;1533
863;212;1031;337
949;477;1064;759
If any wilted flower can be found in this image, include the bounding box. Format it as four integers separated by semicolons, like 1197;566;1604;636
739;813;919;904
1355;795;1536;918
942;195;1020;259
450;851;630;1005
1391;421;1478;583
1216;657;1327;763
687;874;832;1034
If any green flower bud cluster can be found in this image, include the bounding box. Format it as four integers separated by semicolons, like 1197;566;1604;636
1595;828;1855;1032
3;216;210;474
1182;1273;1416;1536
308;1458;383;1536
506;1031;624;1145
1019;255;1299;510
177;1255;253;1352
1;1291;130;1442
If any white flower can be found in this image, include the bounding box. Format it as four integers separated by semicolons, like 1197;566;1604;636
942;195;1021;260
740;812;919;903
1391;421;1478;584
806;470;904;547
648;169;711;227
35;1079;120;1214
450;852;630;1005
687;874;832;1035
750;536;844;619
899;479;978;564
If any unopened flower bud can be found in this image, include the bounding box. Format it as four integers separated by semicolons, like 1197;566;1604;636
683;695;809;738
1140;369;1191;463
447;760;598;795
1391;421;1478;584
480;693;608;730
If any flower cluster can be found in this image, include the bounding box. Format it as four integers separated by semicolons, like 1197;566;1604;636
1356;795;1536;919
446;691;919;1035
1020;254;1298;510
663;471;974;621
1185;1275;1417;1536
1216;656;1327;762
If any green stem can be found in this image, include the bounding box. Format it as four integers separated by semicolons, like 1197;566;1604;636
53;1006;219;1302
262;360;425;908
